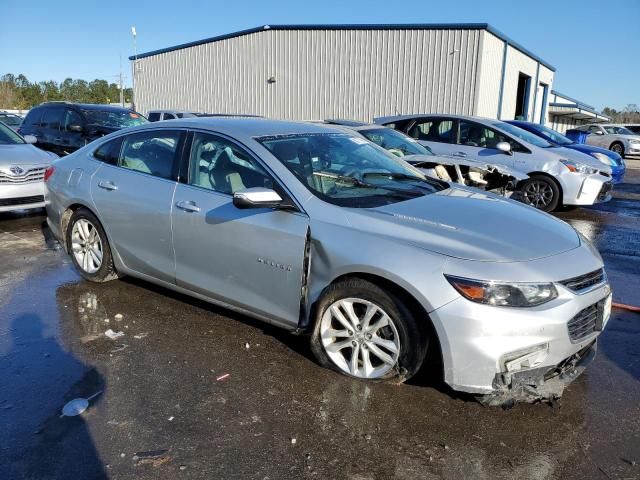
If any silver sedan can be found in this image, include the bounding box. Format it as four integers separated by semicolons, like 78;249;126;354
0;122;57;212
45;118;611;405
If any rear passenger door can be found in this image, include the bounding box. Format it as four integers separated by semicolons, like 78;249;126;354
59;108;87;153
171;131;309;327
405;117;457;156
39;108;65;155
90;129;185;283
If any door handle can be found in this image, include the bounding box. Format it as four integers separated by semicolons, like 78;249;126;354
175;200;201;213
97;180;118;191
54;137;63;142
453;151;467;157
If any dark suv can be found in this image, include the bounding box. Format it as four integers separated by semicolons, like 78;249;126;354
18;102;148;156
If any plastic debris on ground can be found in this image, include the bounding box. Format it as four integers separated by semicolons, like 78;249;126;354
133;449;171;467
105;329;125;340
60;391;102;417
216;373;230;381
133;332;148;339
114;313;124;321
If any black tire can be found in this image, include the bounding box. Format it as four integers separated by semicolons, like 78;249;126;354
310;278;428;383
520;175;560;212
610;142;624;157
66;208;119;283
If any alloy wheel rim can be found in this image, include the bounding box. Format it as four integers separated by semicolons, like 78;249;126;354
612;145;623;154
522;181;553;209
320;298;401;379
71;219;103;274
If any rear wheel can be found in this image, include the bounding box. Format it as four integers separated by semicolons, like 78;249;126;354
520;175;560;212
610;142;624;157
310;279;428;382
66;208;119;283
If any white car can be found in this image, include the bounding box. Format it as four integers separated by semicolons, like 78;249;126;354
576;123;640;157
376;114;614;212
0;122;57;212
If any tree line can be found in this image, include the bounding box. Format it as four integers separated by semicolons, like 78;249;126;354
602;105;640;124
0;73;133;109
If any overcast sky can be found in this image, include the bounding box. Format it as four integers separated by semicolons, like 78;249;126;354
1;0;638;110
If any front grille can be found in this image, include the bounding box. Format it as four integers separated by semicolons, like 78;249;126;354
0;167;46;184
0;195;44;207
560;268;605;293
567;299;606;343
598;182;613;201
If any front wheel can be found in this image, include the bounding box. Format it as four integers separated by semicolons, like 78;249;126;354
610;142;624;157
310;279;428;382
520;175;560;212
66;208;119;283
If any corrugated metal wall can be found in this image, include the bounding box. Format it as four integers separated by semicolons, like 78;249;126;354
474;31;506;118
134;28;482;121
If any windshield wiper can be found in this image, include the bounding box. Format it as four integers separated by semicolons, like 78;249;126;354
313;171;424;197
362;171;443;190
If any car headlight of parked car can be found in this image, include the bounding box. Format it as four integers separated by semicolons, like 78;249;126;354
559;159;599;175
445;275;558;307
590;152;615;166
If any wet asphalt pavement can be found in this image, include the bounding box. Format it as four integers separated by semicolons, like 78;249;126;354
1;170;639;480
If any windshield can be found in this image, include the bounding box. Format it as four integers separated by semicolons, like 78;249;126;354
0;122;25;145
259;133;445;207
527;124;573;145
359;128;434;156
493;122;553;148
81;109;148;128
604;125;634;135
0;114;22;126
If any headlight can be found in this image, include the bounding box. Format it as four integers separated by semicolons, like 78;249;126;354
560;159;599;175
590;152;615;166
629;139;640;145
445;275;558;307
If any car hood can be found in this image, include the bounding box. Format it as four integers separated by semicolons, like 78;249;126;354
549;147;612;173
0;144;56;167
344;187;580;262
403;154;529;180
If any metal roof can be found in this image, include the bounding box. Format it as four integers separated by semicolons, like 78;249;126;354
550;90;595;110
129;23;555;71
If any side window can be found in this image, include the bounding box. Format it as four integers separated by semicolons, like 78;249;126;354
62;109;84;132
41;108;64;130
148;112;161;122
163;113;176;120
408;118;454;143
23;108;43;126
93;138;123;165
188;132;274;195
588;126;601;134
458;121;510;149
118;130;182;180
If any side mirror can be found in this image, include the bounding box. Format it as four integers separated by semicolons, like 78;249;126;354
233;187;283;209
68;124;84;133
23;135;37;144
593;131;603;135
496;141;512;155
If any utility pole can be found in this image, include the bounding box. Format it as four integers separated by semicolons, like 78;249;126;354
131;26;137;110
119;55;124;107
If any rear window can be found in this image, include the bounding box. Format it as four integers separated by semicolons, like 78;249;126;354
148;112;161;122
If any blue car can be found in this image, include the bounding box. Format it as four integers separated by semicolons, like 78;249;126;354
507;121;625;184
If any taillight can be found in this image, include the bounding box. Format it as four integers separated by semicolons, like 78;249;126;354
44;166;55;182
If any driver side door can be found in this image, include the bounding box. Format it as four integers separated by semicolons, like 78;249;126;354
171;131;309;328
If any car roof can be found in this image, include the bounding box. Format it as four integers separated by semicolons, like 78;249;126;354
39;102;137;113
124;117;352;139
375;113;499;124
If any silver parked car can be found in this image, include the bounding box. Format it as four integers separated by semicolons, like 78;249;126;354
0;122;57;212
322;120;528;197
575;123;640;157
376;114;614;212
45;118;611;404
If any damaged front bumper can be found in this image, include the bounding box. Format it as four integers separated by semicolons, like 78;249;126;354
478;341;597;406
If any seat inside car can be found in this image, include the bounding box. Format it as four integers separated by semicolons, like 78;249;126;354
209;148;246;194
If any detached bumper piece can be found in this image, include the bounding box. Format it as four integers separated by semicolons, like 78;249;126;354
478;341;597;408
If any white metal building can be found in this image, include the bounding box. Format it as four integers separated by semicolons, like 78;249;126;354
130;24;597;128
548;90;610;133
